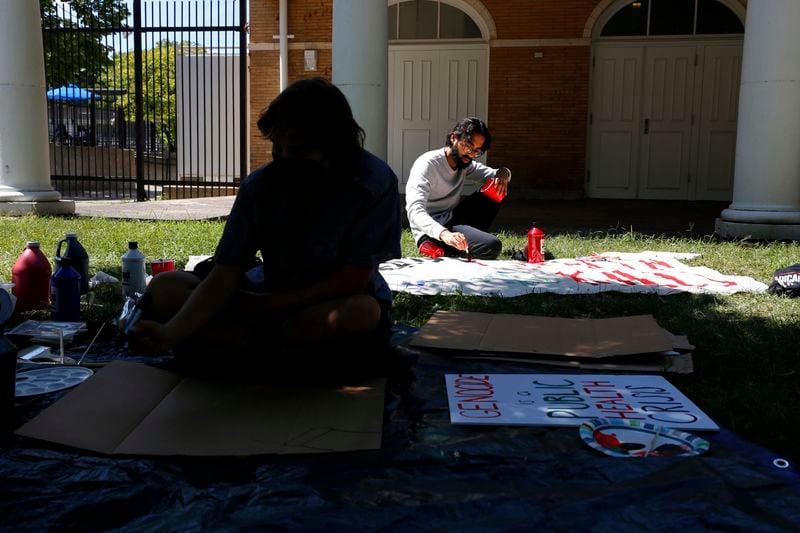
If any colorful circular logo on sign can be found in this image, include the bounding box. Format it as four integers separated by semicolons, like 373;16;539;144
579;418;710;458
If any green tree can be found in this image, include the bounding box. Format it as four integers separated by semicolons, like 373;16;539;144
108;41;205;152
41;0;130;88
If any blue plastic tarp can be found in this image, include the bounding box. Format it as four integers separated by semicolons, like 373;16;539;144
1;333;799;531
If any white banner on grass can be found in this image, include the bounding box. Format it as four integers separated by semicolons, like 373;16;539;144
379;252;767;297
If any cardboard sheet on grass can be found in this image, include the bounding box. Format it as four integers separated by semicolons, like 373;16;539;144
15;361;385;456
380;251;768;297
411;311;694;373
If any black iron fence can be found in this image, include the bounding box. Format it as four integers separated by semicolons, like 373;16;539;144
42;0;248;200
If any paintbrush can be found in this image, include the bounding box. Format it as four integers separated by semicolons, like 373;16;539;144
59;328;64;365
123;292;152;336
644;425;663;457
77;321;106;365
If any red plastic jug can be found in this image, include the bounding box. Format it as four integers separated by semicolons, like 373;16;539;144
11;241;52;313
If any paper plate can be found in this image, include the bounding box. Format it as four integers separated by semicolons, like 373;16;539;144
15;366;94;398
579;418;710;458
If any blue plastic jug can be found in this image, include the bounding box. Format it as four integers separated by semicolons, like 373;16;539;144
51;256;81;321
56;232;90;295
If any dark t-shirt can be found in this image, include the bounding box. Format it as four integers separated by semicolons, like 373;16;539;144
214;150;401;303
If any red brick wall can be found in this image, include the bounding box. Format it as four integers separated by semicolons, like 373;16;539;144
249;51;276;171
248;1;605;197
484;0;598;39
488;46;590;198
249;49;332;170
250;0;332;43
249;1;334;171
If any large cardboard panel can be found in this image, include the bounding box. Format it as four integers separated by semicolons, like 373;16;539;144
410;311;675;358
16;361;385;456
409;310;491;350
455;353;694;374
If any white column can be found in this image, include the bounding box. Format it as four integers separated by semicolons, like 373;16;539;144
332;0;388;159
0;0;73;214
716;0;800;239
279;0;289;91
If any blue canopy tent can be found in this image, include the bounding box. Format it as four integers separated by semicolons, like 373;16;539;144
46;84;98;103
46;84;99;145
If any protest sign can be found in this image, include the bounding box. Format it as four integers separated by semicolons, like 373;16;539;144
445;374;718;431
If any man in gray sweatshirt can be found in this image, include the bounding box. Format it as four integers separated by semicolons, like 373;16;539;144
405;117;511;259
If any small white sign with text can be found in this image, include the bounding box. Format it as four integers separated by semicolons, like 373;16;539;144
445;373;719;431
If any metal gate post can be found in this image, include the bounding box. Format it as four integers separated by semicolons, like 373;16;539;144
239;0;248;184
133;0;146;201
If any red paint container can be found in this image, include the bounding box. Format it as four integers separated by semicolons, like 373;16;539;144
480;178;507;202
420;241;445;258
527;225;545;263
11;241;52;313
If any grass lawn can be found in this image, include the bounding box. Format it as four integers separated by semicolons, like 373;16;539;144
2;215;799;464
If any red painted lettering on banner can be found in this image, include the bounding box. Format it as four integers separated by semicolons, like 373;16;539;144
594;397;628;405
454;375;502;418
695;274;737;287
603;411;645;420
583;389;624;400
454;393;496;402
582;380;614;387
582;386;620;395
458;408;502;419
612;270;657;285
577;259;605;270
601;271;635;285
653;272;694;287
453;375;494;395
458;402;500;412
638;259;672;270
598;403;636;412
555;270;589;283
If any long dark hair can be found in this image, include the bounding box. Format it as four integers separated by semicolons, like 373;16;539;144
257;77;365;173
445;116;492;151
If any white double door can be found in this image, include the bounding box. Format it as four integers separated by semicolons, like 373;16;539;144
388;45;488;190
588;41;742;200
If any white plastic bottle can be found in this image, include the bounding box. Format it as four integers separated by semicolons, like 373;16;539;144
121;241;147;297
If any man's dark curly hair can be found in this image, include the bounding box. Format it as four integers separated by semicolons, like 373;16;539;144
445;117;492;151
257;77;365;171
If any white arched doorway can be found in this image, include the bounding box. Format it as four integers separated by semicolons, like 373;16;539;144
387;0;492;189
586;0;745;200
